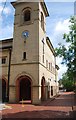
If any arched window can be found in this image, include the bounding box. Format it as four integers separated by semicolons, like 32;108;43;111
41;76;46;100
22;8;31;24
24;10;30;22
41;12;44;31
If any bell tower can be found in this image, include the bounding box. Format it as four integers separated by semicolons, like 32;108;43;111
10;1;49;104
11;1;49;64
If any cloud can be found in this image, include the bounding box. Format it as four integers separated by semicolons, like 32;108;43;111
50;18;71;48
0;0;6;2
0;5;3;13
0;0;15;2
0;0;75;2
55;19;70;33
0;2;14;37
45;0;75;2
58;64;67;79
0;5;12;15
0;6;11;36
0;15;3;25
3;6;12;14
0;6;3;24
0;24;13;40
0;2;14;40
52;19;71;79
56;57;67;79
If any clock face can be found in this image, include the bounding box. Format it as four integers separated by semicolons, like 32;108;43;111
22;31;29;38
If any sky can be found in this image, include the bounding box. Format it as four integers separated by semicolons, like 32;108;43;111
0;0;75;79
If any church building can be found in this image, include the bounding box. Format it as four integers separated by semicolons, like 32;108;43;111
0;1;59;104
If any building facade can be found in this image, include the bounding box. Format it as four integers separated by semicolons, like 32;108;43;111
0;1;59;104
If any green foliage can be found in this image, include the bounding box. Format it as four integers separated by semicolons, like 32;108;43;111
55;16;76;91
60;72;74;91
55;16;76;76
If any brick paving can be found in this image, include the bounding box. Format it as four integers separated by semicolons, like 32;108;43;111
1;92;76;119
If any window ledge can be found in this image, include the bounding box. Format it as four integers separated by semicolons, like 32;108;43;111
22;59;27;61
20;21;32;26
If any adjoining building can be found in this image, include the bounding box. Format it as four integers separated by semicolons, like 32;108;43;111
0;1;59;104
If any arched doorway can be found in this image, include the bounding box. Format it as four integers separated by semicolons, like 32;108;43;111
2;79;7;102
20;78;31;101
16;75;32;102
41;77;45;100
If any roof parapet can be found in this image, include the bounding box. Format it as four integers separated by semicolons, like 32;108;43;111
11;0;49;17
46;37;55;56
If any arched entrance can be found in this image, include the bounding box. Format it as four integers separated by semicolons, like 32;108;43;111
16;75;32;102
20;78;31;101
41;77;45;100
2;79;7;102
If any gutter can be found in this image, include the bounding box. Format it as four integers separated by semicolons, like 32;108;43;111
7;48;12;102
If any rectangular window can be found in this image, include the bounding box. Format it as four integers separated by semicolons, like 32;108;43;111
51;63;52;71
0;58;1;64
46;60;48;68
42;38;45;63
52;67;54;73
42;54;44;63
23;52;26;60
2;58;6;64
24;10;30;22
49;63;50;70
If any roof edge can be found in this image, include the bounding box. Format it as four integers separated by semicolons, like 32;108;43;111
46;37;55;56
0;38;13;43
11;1;49;17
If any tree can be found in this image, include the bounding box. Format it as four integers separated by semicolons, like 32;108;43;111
59;72;74;91
55;16;76;92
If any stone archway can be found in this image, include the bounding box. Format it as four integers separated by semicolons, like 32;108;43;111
16;75;32;102
41;77;45;100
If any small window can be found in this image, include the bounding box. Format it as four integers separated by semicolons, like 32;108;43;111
23;52;26;60
51;63;52;71
24;10;30;22
41;12;44;31
49;63;50;70
0;58;1;64
46;60;48;68
2;58;6;64
42;54;44;63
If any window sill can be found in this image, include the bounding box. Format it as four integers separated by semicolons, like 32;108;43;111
20;21;32;26
22;59;27;61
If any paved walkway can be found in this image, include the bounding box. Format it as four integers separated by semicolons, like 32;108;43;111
1;92;76;119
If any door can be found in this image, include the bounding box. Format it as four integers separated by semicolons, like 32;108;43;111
19;78;31;101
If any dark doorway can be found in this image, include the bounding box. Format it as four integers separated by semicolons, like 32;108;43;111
19;78;31;101
41;77;45;100
51;86;53;96
2;79;7;102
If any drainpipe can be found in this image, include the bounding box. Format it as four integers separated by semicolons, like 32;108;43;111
55;55;57;95
55;56;56;82
7;48;12;102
